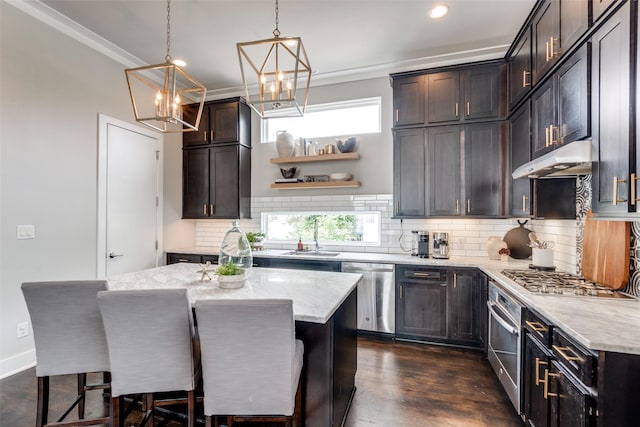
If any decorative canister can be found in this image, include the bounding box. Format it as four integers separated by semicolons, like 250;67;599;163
276;130;294;157
487;236;508;260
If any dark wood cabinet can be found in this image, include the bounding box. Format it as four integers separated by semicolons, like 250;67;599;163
592;2;634;215
396;266;448;340
427;126;461;216
531;44;589;158
523;333;552;427
464;122;503;216
183;144;251;219
448;269;486;348
510;101;532;216
593;0;620;22
182;97;251;219
183;100;250;147
166;252;218;264
509;28;533;109
393;75;425;126
396;266;485;349
427;71;460;123
255;257;341;272
393;128;426;217
533;0;589;85
549;360;596;427
427;65;502;124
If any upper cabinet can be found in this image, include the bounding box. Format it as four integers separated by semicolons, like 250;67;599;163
392;62;505;128
183;100;251;147
393;128;426;217
591;1;635;216
182;97;252;219
509;28;532;110
392;75;425;126
531;44;589;158
532;0;589;85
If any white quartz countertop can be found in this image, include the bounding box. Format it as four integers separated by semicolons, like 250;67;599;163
107;262;361;324
168;247;640;355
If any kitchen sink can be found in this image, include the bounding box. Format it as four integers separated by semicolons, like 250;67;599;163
283;250;340;257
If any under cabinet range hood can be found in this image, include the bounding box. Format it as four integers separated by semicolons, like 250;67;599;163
512;139;593;179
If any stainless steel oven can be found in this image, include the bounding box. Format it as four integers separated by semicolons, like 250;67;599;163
487;281;523;413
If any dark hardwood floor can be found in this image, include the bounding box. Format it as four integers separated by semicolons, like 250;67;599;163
0;337;522;426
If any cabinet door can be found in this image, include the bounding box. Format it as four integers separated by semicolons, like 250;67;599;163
393;75;425;126
556;44;589;146
427;71;460;123
509;28;533;109
510;101;532;216
393;129;426;217
591;3;631;214
183;103;211;147
523;334;551;427
531;80;555;158
593;0;619;22
533;0;559;84
548;361;596;427
396;280;447;339
448;270;485;346
182;147;210;218
559;0;589;53
211;102;239;143
210;145;240;218
463;65;500;120
464;123;502;216
428;126;461;216
167;253;203;264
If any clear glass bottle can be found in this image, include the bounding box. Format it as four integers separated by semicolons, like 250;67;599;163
219;220;253;269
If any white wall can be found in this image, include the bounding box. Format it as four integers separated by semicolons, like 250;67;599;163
0;3;192;378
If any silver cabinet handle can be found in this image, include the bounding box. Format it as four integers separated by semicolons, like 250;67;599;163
109;252;124;259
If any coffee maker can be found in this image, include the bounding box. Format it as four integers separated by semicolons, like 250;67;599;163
411;230;429;258
432;232;450;259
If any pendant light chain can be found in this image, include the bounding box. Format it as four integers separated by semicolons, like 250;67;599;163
273;0;280;38
165;0;172;62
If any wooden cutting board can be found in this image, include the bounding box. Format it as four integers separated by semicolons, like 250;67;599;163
581;210;630;290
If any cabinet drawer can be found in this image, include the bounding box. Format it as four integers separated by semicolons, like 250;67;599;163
167;253;203;264
524;308;553;347
552;329;597;388
399;267;447;281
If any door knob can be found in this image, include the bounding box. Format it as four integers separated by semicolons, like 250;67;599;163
109;252;124;259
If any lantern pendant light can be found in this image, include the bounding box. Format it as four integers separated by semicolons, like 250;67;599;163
237;0;311;118
125;0;206;133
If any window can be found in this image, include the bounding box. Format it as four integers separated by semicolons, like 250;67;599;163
261;97;382;143
262;211;381;246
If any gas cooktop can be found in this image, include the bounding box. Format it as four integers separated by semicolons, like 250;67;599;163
501;269;634;299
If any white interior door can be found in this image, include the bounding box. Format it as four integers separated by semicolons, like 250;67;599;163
97;114;163;278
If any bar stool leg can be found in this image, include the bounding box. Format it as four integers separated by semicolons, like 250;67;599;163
77;373;87;419
36;376;49;427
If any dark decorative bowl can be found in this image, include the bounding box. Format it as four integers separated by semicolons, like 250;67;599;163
280;167;297;179
336;137;358;153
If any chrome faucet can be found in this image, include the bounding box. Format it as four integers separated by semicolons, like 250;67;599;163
313;218;321;252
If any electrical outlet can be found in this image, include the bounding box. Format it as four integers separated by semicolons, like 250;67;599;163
16;322;29;338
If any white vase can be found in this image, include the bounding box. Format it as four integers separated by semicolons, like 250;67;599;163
276;130;294;157
487;236;508;260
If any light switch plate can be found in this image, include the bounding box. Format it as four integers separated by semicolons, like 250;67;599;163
17;224;35;239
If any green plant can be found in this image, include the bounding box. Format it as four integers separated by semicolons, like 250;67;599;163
246;232;265;243
215;262;245;276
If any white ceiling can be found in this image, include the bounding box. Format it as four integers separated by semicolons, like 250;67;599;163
33;0;536;96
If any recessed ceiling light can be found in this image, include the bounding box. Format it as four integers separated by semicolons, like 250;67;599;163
429;4;449;19
172;59;187;67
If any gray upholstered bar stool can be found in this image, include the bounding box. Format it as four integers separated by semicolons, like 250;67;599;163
21;280;111;427
97;288;198;427
195;299;304;427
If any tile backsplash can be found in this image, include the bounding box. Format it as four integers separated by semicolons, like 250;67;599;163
194;193;578;273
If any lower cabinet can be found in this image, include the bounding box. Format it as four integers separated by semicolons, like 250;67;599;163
252;257;341;272
395;265;486;348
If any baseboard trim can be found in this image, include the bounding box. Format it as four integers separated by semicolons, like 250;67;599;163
0;349;35;379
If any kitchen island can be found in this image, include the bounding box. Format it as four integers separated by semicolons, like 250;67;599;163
108;263;362;427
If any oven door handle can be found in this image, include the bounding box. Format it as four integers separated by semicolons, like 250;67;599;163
487;301;518;335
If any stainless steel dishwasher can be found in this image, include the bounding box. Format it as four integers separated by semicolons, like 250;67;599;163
341;262;395;334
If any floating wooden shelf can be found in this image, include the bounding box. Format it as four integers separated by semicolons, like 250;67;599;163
271;180;361;190
270;152;360;164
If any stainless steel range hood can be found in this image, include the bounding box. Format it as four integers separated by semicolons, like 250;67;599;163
512;139;593;179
